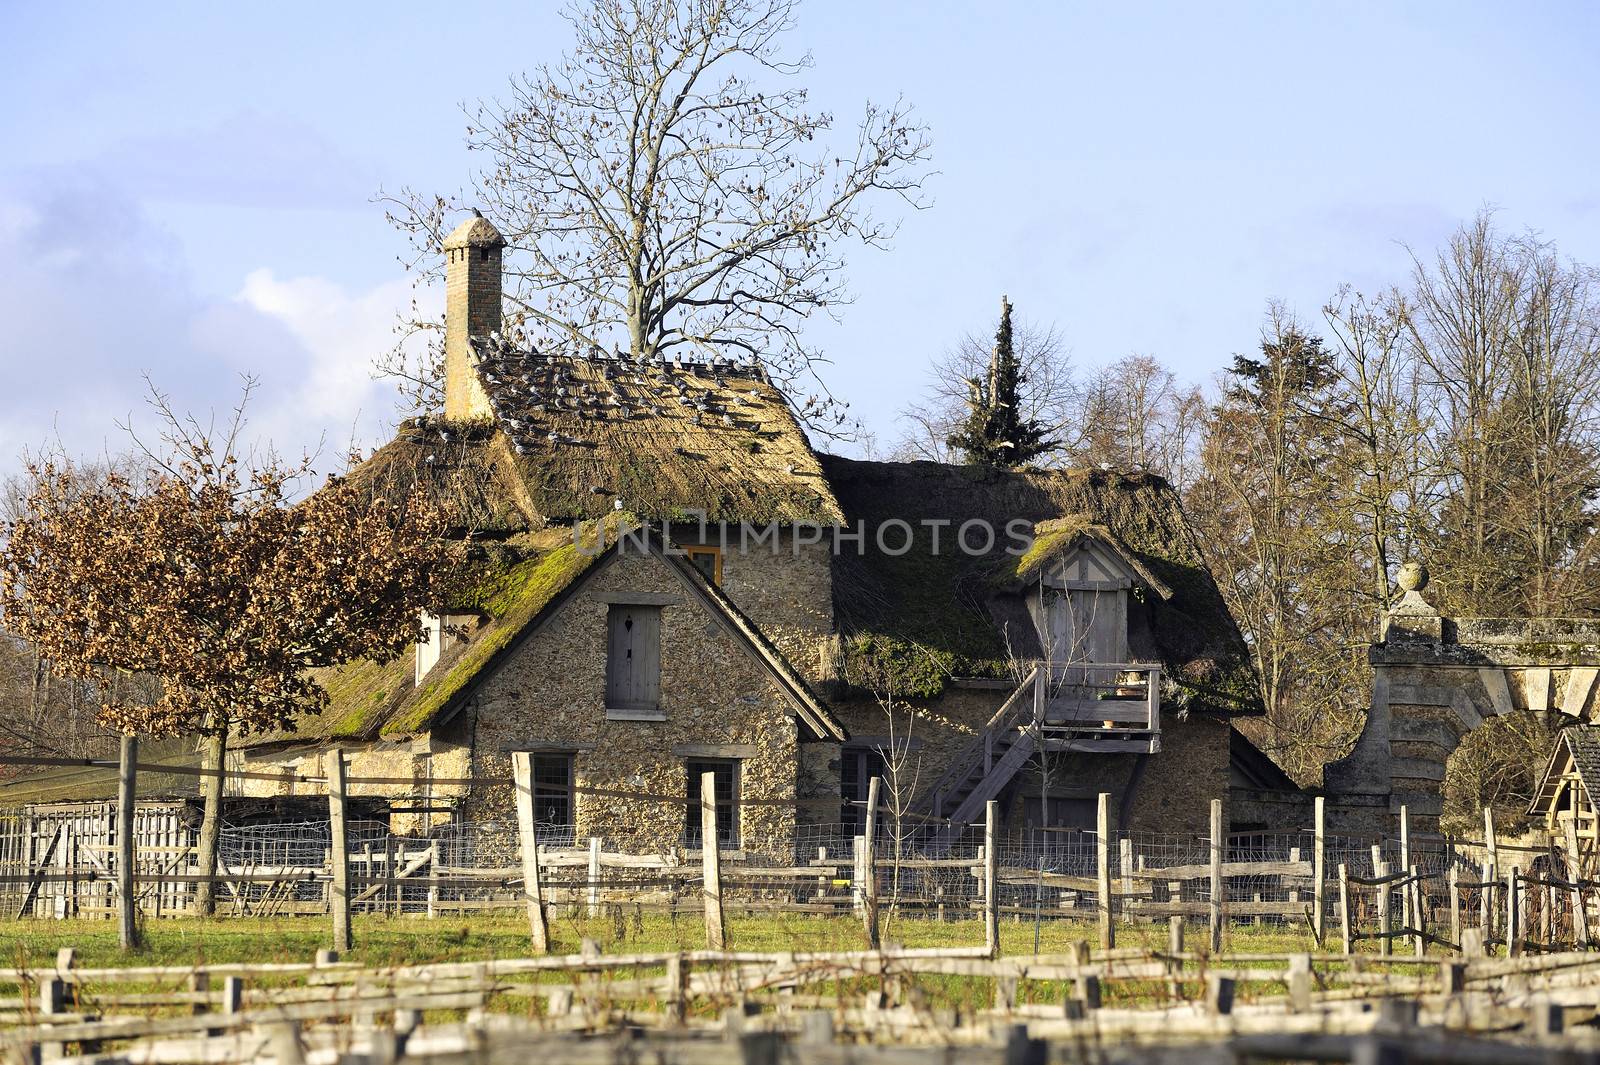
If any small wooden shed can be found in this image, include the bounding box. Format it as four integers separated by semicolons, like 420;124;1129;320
1529;725;1600;874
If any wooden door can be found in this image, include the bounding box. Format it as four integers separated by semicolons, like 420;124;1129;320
606;605;661;710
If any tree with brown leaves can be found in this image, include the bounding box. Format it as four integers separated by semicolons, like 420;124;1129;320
0;389;455;915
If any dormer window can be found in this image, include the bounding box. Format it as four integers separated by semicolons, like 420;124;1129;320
416;610;476;685
1039;538;1131;670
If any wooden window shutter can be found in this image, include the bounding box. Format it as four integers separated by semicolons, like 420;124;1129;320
606;604;661;710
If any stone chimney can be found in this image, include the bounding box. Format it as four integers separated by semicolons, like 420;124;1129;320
442;210;505;420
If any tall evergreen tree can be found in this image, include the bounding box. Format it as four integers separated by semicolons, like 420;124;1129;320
948;297;1055;466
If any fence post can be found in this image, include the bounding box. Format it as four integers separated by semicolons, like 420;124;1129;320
1338;863;1352;955
701;770;726;950
327;747;352;954
1096;792;1114;950
117;733;141;951
1565;818;1589;949
509;752;550;954
1448;864;1461;949
861;776;881;949
1409;865;1424;957
984;800;1000;959
1312;796;1326;945
587;836;602;919
1482;807;1498;938
1399;805;1411;936
1506;866;1522;958
1208;798;1224;953
1374;856;1391;957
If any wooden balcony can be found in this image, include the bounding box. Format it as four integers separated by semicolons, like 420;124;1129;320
1039;662;1161;754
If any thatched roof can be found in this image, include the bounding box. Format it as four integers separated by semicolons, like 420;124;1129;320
0;737;202;806
240;527;604;749
237;523;843;751
341;347;841;533
820;456;1263;716
480;343;841;526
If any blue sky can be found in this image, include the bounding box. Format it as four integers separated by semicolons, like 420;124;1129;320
3;1;1599;468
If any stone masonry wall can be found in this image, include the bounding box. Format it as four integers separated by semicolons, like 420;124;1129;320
459;551;800;854
669;525;834;687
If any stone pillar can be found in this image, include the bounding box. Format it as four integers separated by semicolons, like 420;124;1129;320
442;210;504;421
1326;560;1600;836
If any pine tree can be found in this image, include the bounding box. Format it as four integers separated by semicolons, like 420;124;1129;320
948;297;1055;466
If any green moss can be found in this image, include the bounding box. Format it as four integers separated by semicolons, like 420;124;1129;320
381;541;601;737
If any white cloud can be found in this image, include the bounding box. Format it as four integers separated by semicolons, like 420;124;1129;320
0;176;426;477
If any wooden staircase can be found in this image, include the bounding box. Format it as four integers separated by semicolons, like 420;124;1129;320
915;662;1164;848
918;668;1043;847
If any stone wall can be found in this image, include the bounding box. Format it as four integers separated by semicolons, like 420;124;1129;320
1325;571;1600;835
669;524;835;686
239;740;471;837
456;550;801;854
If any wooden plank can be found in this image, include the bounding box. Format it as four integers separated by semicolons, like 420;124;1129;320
1312;796;1326;945
861;775;880;949
117;734;139;950
1208;799;1224;953
1097;792;1114;950
327;748;352;953
510;752;550;954
700;770;725;950
984;801;999;958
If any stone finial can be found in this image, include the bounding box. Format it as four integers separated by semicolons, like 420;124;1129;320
1383;559;1442;643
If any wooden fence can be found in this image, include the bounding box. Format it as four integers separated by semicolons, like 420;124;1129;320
6;940;1600;1063
4;749;1597;966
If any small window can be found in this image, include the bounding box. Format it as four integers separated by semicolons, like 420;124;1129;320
840;747;886;833
684;545;722;585
606;604;661;711
530;753;575;835
685;759;740;847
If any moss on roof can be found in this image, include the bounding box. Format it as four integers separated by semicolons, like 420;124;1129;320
0;737;202;806
820;456;1263;714
380;537;600;737
239;525;610;750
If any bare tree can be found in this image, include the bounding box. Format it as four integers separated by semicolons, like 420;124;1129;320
379;0;931;430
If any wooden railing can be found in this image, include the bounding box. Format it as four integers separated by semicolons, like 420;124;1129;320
1040;662;1161;740
916;666;1041;819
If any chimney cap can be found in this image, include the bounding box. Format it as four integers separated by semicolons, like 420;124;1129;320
442;211;506;251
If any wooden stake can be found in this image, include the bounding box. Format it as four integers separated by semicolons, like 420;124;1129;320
1375;857;1391;957
1208;798;1224;953
1482;806;1498;936
1312;796;1326;944
1565;817;1589;948
1409;865;1424;957
984;800;1000;959
509;752;549;954
1506;866;1522;958
327;748;352;954
1096;792;1114;950
116;733;140;951
700;770;726;950
861;776;881;949
1338;863;1352;955
587;836;602;919
1448;864;1461;951
1399;806;1411;936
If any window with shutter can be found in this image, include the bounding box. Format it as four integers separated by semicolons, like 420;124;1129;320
605;604;661;713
